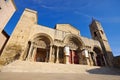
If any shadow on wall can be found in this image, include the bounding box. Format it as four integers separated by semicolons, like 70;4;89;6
114;56;120;68
86;67;120;76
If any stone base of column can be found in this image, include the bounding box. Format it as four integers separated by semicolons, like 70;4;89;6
19;52;25;61
48;60;52;63
86;58;90;66
64;55;70;64
19;56;24;61
56;59;59;63
49;59;54;63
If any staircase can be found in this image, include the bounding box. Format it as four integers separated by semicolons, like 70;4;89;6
1;60;120;74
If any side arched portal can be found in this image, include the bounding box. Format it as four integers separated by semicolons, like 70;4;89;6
93;47;106;66
24;33;53;62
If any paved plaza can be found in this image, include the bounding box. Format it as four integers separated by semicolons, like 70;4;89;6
0;61;120;80
0;72;120;80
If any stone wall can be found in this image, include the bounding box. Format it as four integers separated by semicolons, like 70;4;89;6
0;0;16;57
55;24;80;35
0;30;9;55
0;0;16;33
81;36;102;51
0;8;37;65
114;56;120;68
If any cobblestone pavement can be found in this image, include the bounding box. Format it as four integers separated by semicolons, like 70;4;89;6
0;72;120;80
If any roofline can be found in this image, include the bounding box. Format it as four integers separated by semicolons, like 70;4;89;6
55;24;80;32
25;8;37;14
89;18;101;27
24;8;38;24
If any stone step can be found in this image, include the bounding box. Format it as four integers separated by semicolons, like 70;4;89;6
1;60;120;74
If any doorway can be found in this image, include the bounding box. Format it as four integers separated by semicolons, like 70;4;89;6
35;48;48;62
93;47;105;66
69;50;79;64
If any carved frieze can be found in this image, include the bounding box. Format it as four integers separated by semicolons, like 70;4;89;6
67;41;78;50
54;39;64;47
33;40;47;49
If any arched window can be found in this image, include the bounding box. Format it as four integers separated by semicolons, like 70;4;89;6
94;32;97;37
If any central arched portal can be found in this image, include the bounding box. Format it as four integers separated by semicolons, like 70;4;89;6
64;35;85;64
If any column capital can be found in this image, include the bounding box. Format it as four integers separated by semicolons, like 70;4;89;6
56;46;59;63
49;44;53;62
50;44;53;47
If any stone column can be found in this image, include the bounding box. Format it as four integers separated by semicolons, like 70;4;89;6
82;49;90;65
103;55;107;66
32;47;37;62
64;46;70;64
51;47;55;63
45;50;49;62
56;46;59;63
89;52;94;66
49;45;53;62
72;50;74;64
93;52;97;66
27;43;33;61
65;55;70;64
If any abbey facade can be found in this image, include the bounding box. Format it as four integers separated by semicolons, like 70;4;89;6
0;8;113;67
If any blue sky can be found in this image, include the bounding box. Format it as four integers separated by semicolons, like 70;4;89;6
4;0;120;56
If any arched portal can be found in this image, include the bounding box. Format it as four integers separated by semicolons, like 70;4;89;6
64;34;85;64
93;47;106;66
25;33;53;62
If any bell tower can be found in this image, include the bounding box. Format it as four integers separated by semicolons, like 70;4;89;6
89;19;113;66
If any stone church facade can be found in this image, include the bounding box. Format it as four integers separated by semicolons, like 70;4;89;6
0;8;113;66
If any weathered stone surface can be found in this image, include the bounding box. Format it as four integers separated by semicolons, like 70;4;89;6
0;30;9;55
0;0;16;33
0;0;16;55
114;56;120;68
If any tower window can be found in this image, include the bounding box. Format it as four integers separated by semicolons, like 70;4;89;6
94;32;97;37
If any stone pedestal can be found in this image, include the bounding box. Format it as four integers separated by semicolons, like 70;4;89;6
86;58;90;65
82;49;90;65
64;46;70;64
64;55;70;64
